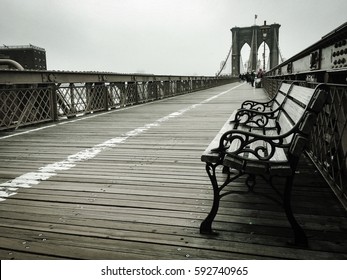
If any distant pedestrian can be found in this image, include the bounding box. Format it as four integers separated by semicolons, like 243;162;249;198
250;71;255;87
257;68;263;78
256;68;263;88
246;72;250;83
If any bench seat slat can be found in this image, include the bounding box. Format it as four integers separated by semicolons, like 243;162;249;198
201;115;236;163
222;124;292;176
223;150;291;176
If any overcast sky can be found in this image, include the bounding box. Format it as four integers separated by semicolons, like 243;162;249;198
1;0;346;75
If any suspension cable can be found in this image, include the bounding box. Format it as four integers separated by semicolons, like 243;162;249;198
274;30;284;63
216;43;232;77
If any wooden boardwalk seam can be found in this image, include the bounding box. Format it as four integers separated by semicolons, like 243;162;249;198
0;83;346;259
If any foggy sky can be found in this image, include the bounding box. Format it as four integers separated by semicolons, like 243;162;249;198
1;0;346;76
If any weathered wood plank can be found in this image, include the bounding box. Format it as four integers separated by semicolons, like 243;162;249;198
0;82;346;259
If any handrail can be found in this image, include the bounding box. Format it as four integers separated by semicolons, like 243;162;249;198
0;75;236;132
0;69;223;84
264;21;347;84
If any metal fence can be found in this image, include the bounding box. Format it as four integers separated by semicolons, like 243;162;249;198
0;87;53;129
263;78;347;209
0;75;234;131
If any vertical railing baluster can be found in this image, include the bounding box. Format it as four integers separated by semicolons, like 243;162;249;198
51;84;58;121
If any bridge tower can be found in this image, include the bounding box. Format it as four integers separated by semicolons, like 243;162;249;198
231;21;280;76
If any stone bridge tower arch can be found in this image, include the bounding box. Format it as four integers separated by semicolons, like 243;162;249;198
231;22;280;76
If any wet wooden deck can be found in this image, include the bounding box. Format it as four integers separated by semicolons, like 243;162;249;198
0;82;346;259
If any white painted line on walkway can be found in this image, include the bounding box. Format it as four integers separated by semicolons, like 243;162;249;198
0;83;244;201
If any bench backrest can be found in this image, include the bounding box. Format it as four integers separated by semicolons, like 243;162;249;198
272;82;292;111
276;85;327;155
277;85;315;134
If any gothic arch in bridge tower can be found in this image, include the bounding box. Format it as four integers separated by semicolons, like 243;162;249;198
231;22;280;76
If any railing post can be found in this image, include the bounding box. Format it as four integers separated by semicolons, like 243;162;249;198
163;80;170;97
177;80;182;94
50;84;59;121
114;82;125;107
104;83;109;111
192;79;196;91
85;82;92;113
135;82;139;104
153;80;159;100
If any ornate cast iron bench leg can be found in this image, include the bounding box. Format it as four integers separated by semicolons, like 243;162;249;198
283;175;308;247
200;163;220;235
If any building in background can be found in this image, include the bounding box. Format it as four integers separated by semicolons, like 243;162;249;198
0;45;47;70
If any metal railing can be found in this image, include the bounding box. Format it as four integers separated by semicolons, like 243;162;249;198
309;83;347;207
0;86;52;129
0;72;235;131
261;22;347;209
263;78;347;209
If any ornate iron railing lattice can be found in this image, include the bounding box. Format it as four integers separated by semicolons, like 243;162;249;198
308;84;347;205
0;75;234;131
0;87;53;129
264;78;347;209
56;83;106;118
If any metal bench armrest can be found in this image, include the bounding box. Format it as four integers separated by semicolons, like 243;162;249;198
241;99;274;111
215;129;292;161
231;107;281;128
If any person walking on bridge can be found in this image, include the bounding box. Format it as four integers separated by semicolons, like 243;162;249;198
250;71;255;87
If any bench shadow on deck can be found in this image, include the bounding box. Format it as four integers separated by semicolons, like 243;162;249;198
0;82;346;259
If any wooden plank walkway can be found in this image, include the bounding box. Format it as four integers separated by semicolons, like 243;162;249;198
0;82;346;260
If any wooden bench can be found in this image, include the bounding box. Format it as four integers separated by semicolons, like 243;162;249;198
237;81;292;112
200;83;328;247
229;81;292;129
